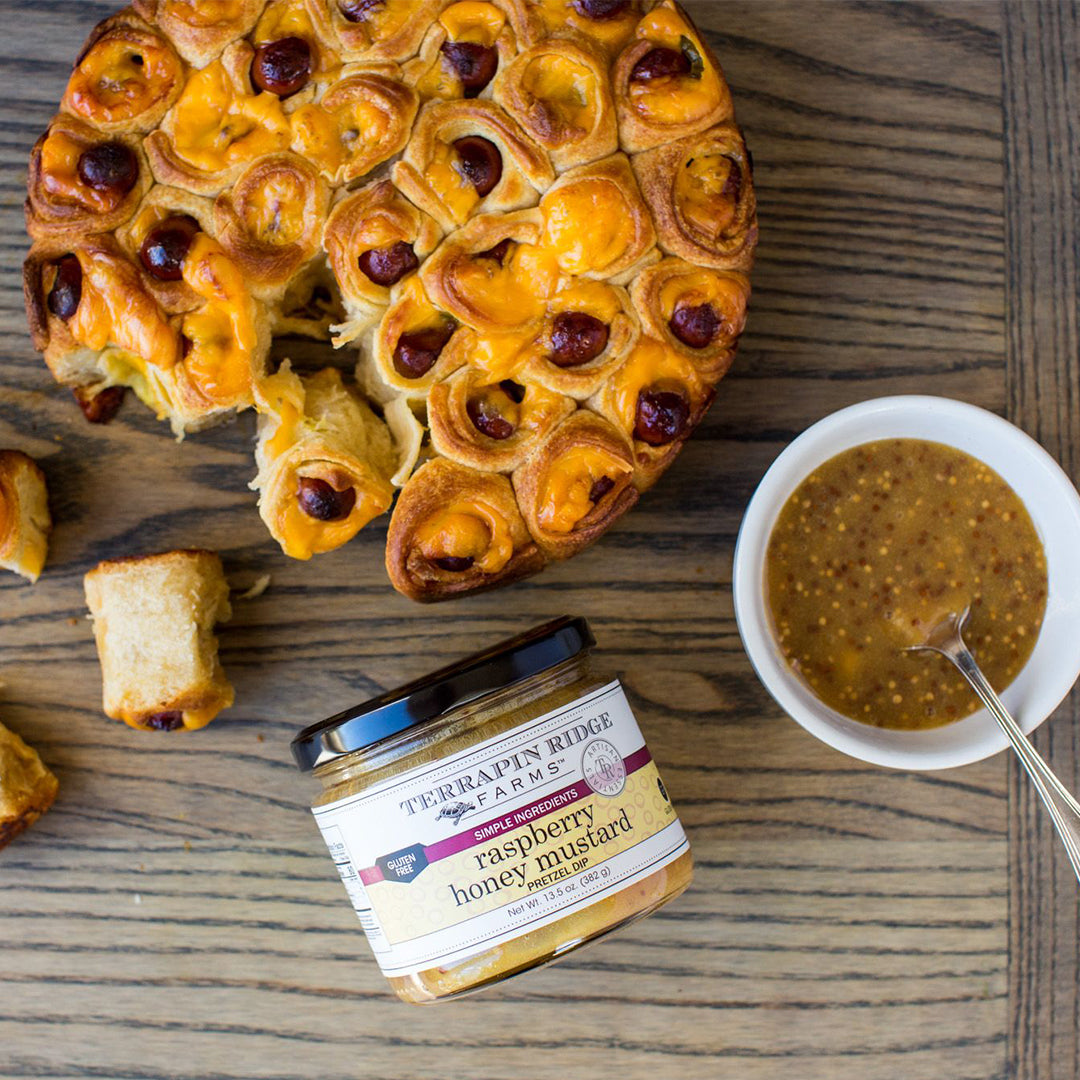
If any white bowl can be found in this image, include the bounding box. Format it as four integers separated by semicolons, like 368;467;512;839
733;395;1080;770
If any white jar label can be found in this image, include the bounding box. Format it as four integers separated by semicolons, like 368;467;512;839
312;680;689;979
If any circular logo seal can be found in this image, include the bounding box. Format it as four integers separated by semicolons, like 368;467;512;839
581;739;626;797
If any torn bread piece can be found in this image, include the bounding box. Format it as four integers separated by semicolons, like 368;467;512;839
84;550;234;732
0;720;58;849
0;451;51;583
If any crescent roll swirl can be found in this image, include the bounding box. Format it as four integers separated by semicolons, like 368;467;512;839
212;152;329;299
538;152;657;282
290;64;419;185
632;123;757;271
361;274;463;399
493;37;617;172
518;277;640;399
518;0;643;58
420;209;559;334
392;99;554;231
589;335;714;488
428;367;575;472
308;0;447;63
0;451;51;584
62;11;184;136
612;1;733;153
324;178;443;341
405;1;518;103
132;0;267;68
386;456;544;601
27;114;152;241
630;257;749;379
146;41;291;196
512;410;636;559
252;363;395;559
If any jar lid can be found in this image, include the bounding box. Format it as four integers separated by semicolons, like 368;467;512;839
291;615;595;772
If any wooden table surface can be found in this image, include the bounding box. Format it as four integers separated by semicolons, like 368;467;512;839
1;2;1078;1078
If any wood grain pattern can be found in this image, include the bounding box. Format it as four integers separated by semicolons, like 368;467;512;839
0;2;1054;1077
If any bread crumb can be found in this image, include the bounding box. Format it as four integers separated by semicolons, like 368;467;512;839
236;574;271;601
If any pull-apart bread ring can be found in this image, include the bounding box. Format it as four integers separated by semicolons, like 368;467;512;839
27;114;152;240
252;363;396;559
428;365;575;472
493;36;617;172
0;451;51;583
612;0;732;153
133;0;268;67
633;122;757;271
63;11;185;136
84;549;234;732
512;409;637;559
324;178;443;340
393;98;554;231
24;0;756;600
405;0;520;103
213;152;330;299
538;153;657;283
589;334;714;488
386;457;544;601
631;257;749;380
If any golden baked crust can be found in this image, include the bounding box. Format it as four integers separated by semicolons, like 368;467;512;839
23;0;757;601
0;451;51;583
84;549;234;731
0;721;58;849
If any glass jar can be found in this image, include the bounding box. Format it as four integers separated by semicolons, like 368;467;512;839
292;616;693;1005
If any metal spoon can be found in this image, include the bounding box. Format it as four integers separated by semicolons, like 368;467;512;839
906;607;1080;880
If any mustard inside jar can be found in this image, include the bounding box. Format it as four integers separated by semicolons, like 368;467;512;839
292;616;693;1004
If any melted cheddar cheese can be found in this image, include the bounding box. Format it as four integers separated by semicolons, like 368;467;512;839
464;329;532;381
279;466;393;560
242;170;309;247
520;54;598;142
69;252;178;368
64;35;181;127
452;242;560;327
170;58;291;174
532;0;638;54
39;130;125;214
162;0;246;28
339;0;415;46
547;278;623;321
537;445;630;533
0;484;10;550
414;501;513;573
439;1;506;42
541;178;636;275
675;154;740;240
609;337;700;433
98;348;174;420
628;8;723;125
291;92;394;181
395;274;452;338
425;139;484;224
179;234;257;406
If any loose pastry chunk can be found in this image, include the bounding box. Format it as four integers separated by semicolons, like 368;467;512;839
213;152;330;300
0;451;51;583
493;36;617;171
419;209;559;334
132;0;268;68
512;410;637;558
146;41;291;196
309;0;446;63
0;721;58;849
324;178;443;341
428;366;575;472
84;550;234;732
632;123;758;271
252;364;396;559
393;99;554;231
589;335;714;488
630;257;749;379
26;114;151;240
519;0;642;57
612;0;733;153
405;1;518;102
62;11;184;135
538;152;657;282
517;277;640;399
386;457;544;600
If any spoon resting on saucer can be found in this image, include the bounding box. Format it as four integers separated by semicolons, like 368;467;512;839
906;608;1080;882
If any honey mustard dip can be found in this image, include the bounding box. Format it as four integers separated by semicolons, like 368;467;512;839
293;617;692;1004
765;439;1048;729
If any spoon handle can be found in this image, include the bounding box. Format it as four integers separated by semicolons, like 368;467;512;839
947;644;1080;881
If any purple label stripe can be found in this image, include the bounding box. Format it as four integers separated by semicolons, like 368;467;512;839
358;745;654;886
